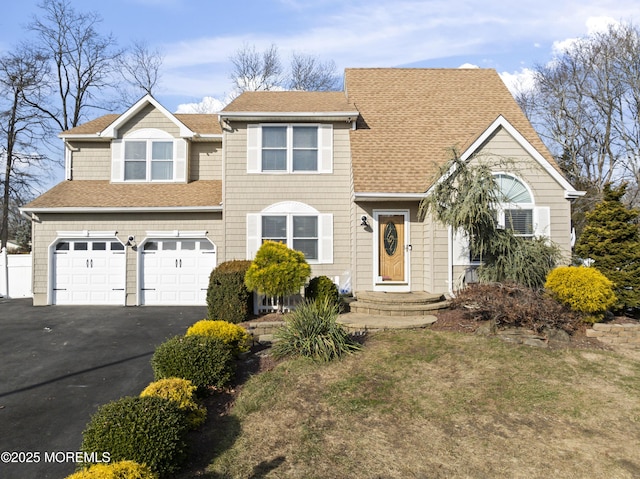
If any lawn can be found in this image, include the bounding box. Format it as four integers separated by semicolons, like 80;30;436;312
192;328;640;479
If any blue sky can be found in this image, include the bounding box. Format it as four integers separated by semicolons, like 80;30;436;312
3;0;640;114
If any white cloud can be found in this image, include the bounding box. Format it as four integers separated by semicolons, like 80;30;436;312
552;15;620;56
500;68;536;95
175;96;227;114
458;63;480;69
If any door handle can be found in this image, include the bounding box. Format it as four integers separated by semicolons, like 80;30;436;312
90;259;93;268
175;259;178;268
179;259;182;268
86;259;89;268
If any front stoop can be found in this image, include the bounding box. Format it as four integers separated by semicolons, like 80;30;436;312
349;290;450;317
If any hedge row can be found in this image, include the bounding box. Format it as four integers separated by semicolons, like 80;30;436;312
69;317;246;478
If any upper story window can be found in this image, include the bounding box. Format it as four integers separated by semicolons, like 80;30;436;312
247;124;333;174
111;128;187;183
124;140;174;181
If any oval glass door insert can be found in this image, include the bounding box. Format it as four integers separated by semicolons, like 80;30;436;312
384;222;398;256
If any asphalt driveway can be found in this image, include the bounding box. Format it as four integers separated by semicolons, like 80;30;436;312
0;298;208;479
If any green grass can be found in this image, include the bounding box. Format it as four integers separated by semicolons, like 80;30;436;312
206;329;640;479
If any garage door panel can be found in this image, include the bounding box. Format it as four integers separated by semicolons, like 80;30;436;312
52;240;125;305
140;238;216;305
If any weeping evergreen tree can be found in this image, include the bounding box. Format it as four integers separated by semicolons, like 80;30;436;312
419;150;560;289
574;183;640;311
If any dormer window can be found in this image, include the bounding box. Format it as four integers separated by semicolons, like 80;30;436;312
124;140;174;181
111;128;187;183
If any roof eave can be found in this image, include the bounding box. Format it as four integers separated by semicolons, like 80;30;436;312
20;205;223;214
354;192;426;202
219;111;360;122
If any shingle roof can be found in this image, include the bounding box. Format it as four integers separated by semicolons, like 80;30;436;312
222;91;356;113
23;180;222;209
61;113;222;136
344;68;557;194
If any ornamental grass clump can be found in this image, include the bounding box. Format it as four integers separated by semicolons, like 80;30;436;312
140;378;206;429
186;319;251;356
272;298;361;362
545;266;617;322
65;460;158;479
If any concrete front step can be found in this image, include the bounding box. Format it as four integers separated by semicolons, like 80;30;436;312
354;290;446;305
351;290;450;316
338;312;437;332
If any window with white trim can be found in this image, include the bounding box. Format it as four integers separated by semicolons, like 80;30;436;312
111;128;188;183
247;124;333;174
247;202;333;264
124;139;174;181
262;215;319;260
495;174;534;238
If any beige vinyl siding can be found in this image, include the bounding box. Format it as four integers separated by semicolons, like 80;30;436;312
474;127;573;256
68;141;111;180
223;121;352;282
190;142;222;181
117;104;181;137
30;212;223;306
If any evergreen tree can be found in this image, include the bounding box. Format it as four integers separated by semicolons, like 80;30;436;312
244;241;311;312
574;183;640;311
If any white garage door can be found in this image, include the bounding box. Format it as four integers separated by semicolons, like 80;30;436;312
53;239;126;305
140;238;216;305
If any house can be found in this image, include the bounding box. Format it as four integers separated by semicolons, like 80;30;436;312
21;68;582;307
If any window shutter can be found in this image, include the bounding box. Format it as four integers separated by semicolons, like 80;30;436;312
318;213;333;263
246;214;261;259
317;125;333;173
533;206;551;238
174;139;187;182
111;140;124;182
247;124;261;173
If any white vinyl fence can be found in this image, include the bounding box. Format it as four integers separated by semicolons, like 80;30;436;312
0;248;32;298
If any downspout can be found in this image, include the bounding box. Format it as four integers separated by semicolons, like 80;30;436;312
447;225;454;297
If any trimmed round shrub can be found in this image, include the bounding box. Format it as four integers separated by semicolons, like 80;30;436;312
186;319;251;355
305;275;340;308
140;378;206;429
65;460;158;479
80;396;189;476
272;298;361;362
207;260;254;324
545;266;617;321
151;335;235;390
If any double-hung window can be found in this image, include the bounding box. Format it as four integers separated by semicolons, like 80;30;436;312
496;174;535;239
247;202;332;264
261;126;318;172
247;124;332;173
261;215;318;260
124;139;174;181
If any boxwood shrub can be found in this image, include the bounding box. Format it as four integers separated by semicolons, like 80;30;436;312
140;378;206;429
305;275;340;308
207;260;254;324
80;396;189;476
151;335;235;391
186;319;251;356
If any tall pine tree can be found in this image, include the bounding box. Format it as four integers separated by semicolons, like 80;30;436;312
575;184;640;312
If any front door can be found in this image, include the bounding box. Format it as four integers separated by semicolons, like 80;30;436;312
375;211;409;291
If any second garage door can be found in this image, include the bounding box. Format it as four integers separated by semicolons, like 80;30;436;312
140;238;216;305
